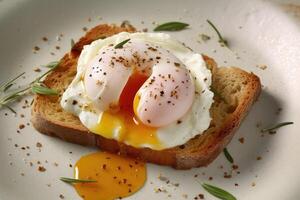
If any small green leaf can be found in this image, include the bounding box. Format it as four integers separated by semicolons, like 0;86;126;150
202;183;236;200
223;148;234;164
154;22;189;31
114;39;131;49
31;84;58;95
42;61;60;69
60;177;97;184
261;122;294;133
0;72;25;92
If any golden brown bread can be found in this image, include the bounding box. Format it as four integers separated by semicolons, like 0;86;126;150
31;24;261;169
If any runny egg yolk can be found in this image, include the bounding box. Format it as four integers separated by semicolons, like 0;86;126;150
73;152;146;200
91;72;161;149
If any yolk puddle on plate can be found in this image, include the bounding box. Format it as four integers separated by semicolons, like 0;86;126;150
74;151;146;200
91;72;161;149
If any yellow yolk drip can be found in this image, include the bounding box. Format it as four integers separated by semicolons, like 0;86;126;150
74;152;146;200
91;73;161;149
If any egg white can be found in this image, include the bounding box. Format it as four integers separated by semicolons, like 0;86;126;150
61;32;214;150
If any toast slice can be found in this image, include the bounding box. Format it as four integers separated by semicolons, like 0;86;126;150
31;24;261;169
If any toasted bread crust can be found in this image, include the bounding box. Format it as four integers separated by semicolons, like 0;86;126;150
31;24;261;169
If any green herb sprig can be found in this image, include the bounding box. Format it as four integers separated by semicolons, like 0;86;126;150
261;122;294;134
115;39;130;49
223;148;234;164
60;177;97;184
0;61;60;113
154;22;189;31
207;20;229;48
0;72;25;93
202;183;236;200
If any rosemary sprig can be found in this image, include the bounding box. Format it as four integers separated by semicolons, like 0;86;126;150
202;183;236;200
154;22;189;31
60;177;97;184
0;61;60;113
207;20;229;48
0;72;25;93
223;148;234;164
32;84;58;95
261;122;294;134
41;61;60;69
114;39;130;49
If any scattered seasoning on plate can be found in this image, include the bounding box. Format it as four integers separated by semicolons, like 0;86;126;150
256;64;267;70
33;67;41;72
42;36;48;42
33;46;40;51
238;137;244;144
38;166;46;172
232;165;239;170
19;124;25;129
36;142;42;148
82;27;88;32
59;194;65;199
199;34;211;42
256;156;262;161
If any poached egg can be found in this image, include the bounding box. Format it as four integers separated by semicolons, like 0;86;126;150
61;32;214;150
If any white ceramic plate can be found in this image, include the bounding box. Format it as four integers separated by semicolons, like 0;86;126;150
0;0;299;199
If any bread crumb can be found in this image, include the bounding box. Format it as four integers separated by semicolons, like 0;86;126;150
33;46;40;51
238;137;244;144
33;67;41;72
256;64;267;70
198;194;204;199
199;34;211;42
38;166;46;172
36;142;42;148
232;164;239;170
256;156;262;160
19;124;25;129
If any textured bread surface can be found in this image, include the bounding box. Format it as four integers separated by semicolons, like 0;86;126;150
31;24;261;169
